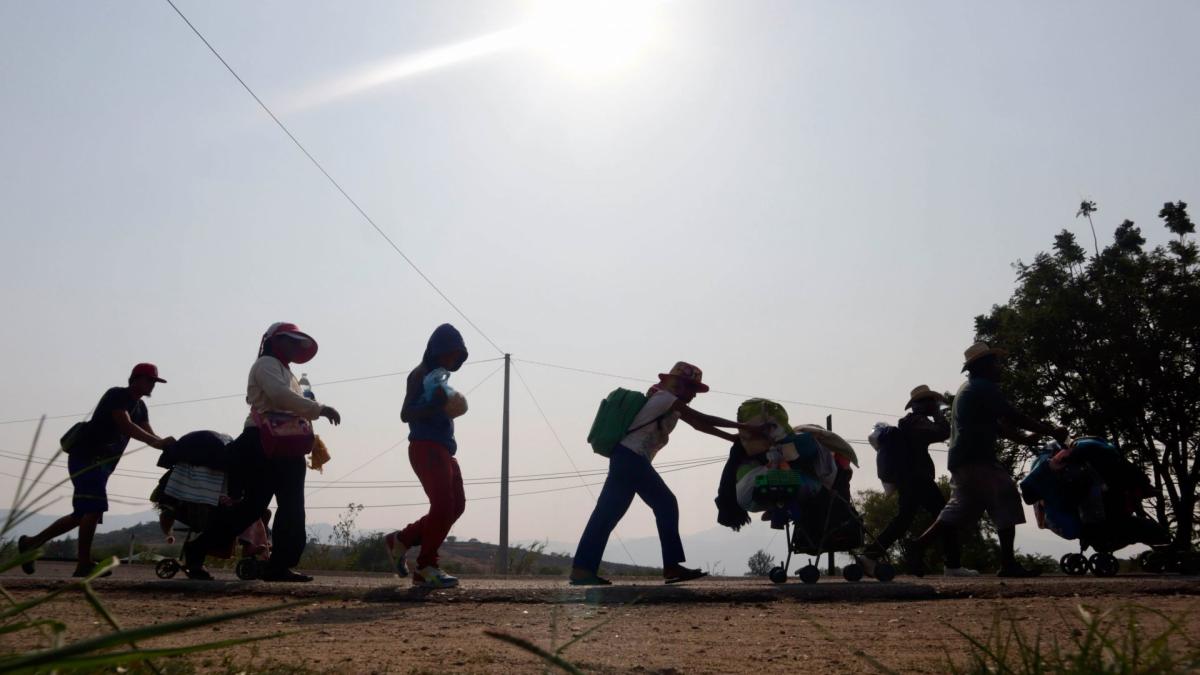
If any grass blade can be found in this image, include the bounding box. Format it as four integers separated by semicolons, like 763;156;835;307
0;602;293;672
485;630;584;675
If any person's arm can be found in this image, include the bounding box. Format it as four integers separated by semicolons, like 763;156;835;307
400;368;447;423
904;415;950;446
677;403;762;441
991;383;1066;443
256;359;338;423
112;409;173;449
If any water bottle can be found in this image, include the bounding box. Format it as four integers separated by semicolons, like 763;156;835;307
299;373;315;401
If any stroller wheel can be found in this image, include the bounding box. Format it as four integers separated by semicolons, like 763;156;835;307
842;563;864;583
797;565;820;585
235;558;260;581
1089;552;1119;577
874;562;896;583
1061;553;1089;576
1138;550;1163;574
769;566;788;584
155;559;180;580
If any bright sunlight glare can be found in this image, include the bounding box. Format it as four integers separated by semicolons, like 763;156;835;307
288;1;664;111
524;0;664;78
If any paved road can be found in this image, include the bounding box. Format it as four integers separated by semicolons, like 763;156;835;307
5;561;1198;604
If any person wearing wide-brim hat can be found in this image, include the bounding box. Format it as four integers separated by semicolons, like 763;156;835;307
570;362;766;586
864;385;979;577
908;342;1067;578
184;322;341;582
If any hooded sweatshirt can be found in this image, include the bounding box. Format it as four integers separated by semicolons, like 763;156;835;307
408;324;469;454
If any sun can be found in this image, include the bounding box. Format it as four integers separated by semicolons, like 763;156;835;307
524;0;663;79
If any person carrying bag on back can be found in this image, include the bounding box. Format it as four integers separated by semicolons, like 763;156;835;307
183;322;341;582
570;362;763;586
19;364;176;578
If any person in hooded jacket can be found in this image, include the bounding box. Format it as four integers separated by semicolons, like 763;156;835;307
184;322;341;582
384;324;470;589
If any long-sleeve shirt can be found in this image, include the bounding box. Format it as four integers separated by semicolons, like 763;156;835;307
898;411;950;480
243;356;323;428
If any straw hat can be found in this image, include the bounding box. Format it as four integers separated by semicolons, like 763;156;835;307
905;385;945;409
961;341;1007;371
657;362;710;393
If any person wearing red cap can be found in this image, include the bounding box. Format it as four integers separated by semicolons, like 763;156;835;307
183;322;340;582
18;364;176;578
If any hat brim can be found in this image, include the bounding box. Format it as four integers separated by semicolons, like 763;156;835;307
905;391;944;409
277;332;319;364
962;348;1007;371
658;373;710;393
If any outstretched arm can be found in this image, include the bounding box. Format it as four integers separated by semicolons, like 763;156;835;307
678;403;760;442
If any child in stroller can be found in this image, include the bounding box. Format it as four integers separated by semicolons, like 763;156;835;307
1018;437;1182;576
150;430;270;581
716;400;892;584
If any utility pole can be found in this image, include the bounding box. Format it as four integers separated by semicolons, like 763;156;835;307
496;353;511;575
826;414;835;576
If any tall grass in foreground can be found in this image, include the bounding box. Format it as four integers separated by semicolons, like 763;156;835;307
484;595;643;674
950;604;1199;674
0;417;292;674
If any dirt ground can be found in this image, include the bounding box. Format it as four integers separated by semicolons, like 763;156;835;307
4;579;1199;674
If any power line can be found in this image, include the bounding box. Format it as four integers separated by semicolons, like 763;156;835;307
0;358;501;426
514;358;898;418
161;0;504;356
305;457;725;510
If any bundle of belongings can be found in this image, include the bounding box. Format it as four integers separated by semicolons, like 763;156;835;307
715;399;862;553
1019;437;1167;553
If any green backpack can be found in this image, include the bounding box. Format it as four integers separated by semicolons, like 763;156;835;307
587;388;660;457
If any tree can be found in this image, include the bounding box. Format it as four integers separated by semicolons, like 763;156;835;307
745;549;775;576
975;200;1199;550
1076;199;1100;257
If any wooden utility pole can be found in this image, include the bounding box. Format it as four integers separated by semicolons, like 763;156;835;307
495;354;511;574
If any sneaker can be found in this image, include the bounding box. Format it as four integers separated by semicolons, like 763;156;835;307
944;566;980;577
383;531;409;577
17;536;35;575
413;567;459;589
664;565;708;584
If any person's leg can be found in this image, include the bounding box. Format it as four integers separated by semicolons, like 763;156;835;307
186;429;271;571
265;456;308;573
409;443;459;570
988;471;1031;575
869;480;921;557
450;457;466;525
911;469;981;575
571;448;638;577
909;478;963;569
76;513;101;567
628;454;685;571
23;514;82;549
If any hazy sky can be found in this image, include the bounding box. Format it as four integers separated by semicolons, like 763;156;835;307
2;1;1197;571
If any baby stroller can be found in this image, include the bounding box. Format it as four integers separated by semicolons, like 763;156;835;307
1019;437;1181;577
149;431;269;581
717;400;894;584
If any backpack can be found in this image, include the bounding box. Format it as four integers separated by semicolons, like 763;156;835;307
869;423;909;485
586;388;664;457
